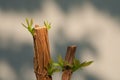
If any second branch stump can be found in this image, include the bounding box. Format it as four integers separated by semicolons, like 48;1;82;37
62;46;77;80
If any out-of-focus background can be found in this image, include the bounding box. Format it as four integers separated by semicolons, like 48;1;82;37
0;0;120;80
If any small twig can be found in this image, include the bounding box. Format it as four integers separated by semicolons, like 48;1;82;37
62;45;77;80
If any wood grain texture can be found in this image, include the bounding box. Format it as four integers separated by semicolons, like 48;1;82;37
33;25;52;80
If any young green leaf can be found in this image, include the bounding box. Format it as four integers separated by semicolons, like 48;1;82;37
58;55;64;68
30;19;33;26
44;21;51;30
72;58;81;72
22;18;34;36
52;63;60;67
80;61;93;67
46;59;61;76
72;59;93;72
26;18;29;27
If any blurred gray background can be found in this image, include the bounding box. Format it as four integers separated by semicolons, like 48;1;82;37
0;0;120;80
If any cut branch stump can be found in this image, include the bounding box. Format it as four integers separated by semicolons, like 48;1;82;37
62;45;77;80
33;25;52;80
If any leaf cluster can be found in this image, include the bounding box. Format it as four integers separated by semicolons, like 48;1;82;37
22;19;51;36
45;60;60;76
57;55;93;72
72;59;93;72
22;18;34;35
46;55;93;76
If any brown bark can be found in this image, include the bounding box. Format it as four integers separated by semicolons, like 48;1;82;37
33;25;52;80
62;45;77;80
